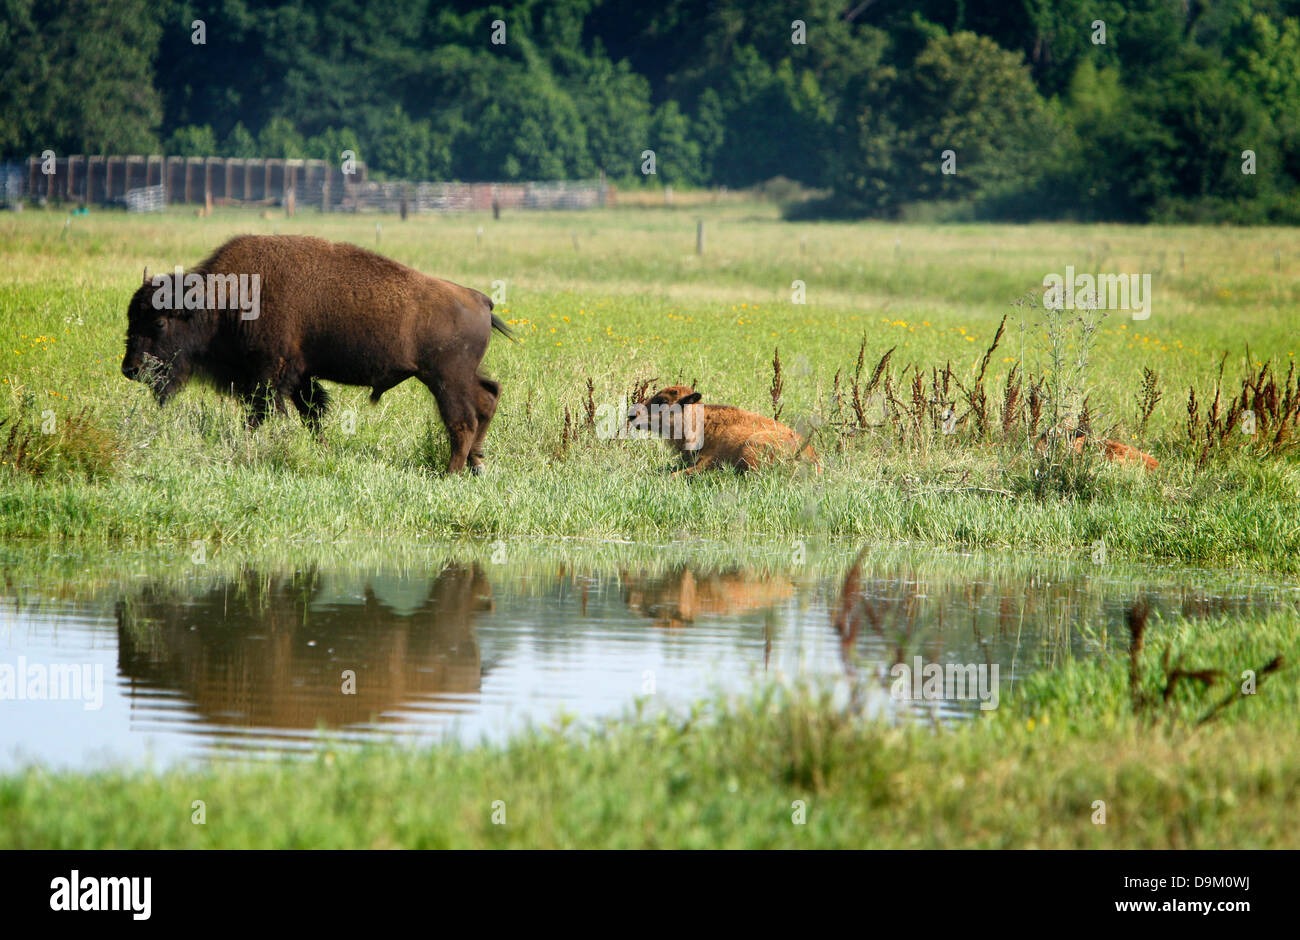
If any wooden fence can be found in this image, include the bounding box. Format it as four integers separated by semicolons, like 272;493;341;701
350;179;611;212
22;155;366;210
16;154;612;212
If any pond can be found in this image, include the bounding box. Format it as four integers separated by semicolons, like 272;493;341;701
2;541;1295;769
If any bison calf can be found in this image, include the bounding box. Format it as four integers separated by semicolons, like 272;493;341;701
122;234;512;473
627;385;818;475
1038;429;1159;471
1082;434;1160;472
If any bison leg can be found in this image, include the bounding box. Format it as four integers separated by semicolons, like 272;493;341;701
291;377;331;434
672;454;716;477
245;384;288;430
422;376;479;474
466;377;500;474
368;375;408;405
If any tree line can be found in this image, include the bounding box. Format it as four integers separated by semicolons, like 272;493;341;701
3;0;1299;221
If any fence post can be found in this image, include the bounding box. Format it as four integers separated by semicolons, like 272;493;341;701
88;155;102;203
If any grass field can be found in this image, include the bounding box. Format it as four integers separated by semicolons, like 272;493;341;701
2;202;1299;568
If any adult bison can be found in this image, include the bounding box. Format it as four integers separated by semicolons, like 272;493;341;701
122;234;512;473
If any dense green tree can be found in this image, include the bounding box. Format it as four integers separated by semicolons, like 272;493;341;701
895;31;1054;203
258;116;307;159
304;127;364;168
165;124;218;156
647;100;703;185
830;31;1054;215
0;0;161;156
2;0;1298;221
367;106;438;181
568;52;652;180
224;123;259;159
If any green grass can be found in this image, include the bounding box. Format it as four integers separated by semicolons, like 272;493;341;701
2;203;1300;568
3;599;1295;849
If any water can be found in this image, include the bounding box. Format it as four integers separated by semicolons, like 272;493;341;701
1;542;1295;769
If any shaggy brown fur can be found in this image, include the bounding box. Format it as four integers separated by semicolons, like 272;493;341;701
122;234;512;473
627;385;819;475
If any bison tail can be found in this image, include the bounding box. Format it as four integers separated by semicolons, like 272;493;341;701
491;313;518;343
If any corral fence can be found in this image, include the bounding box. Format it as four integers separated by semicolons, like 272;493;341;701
18;155;365;210
351;179;611;212
11;154;613;212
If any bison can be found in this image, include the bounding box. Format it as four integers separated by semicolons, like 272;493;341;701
1038;429;1159;472
121;234;512;473
627;385;819;475
1079;433;1160;471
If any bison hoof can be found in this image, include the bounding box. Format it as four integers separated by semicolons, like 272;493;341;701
469;463;485;476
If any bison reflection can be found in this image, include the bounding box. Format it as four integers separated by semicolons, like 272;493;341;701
622;567;794;629
116;564;492;729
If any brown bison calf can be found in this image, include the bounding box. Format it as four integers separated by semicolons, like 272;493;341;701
1080;433;1160;471
627;385;818;475
1038;429;1159;472
122;234;512;473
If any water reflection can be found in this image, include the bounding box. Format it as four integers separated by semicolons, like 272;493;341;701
115;563;492;730
2;544;1296;768
622;567;795;629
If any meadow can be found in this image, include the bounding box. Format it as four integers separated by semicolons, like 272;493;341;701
2;203;1299;849
2;203;1299;569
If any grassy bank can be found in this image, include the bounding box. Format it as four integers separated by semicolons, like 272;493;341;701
2;204;1299;569
1;601;1295;849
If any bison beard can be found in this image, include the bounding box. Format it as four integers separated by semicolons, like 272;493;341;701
122;234;512;474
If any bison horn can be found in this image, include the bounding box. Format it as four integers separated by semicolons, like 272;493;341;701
142;266;150;284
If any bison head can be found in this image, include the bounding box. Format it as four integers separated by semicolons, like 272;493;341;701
627;385;703;441
121;269;199;405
